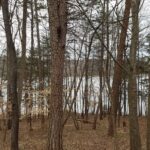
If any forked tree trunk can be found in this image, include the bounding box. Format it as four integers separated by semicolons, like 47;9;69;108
47;0;67;149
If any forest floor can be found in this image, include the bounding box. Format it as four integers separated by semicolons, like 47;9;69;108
0;116;147;150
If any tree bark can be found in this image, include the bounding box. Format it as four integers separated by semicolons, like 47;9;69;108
34;0;45;126
147;72;150;150
47;0;67;149
2;0;19;149
18;0;28;117
108;0;131;136
128;0;141;149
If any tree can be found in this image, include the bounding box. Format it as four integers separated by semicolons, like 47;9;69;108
18;0;28;117
147;34;150;150
147;70;150;150
2;0;19;149
108;0;131;136
47;0;67;149
128;0;141;149
34;0;45;126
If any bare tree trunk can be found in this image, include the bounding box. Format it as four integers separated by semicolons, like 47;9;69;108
47;0;67;149
2;0;19;149
128;0;141;149
28;0;34;130
18;0;28;117
93;1;105;129
147;72;150;150
108;0;131;136
123;78;127;116
84;48;89;122
29;0;34;85
34;0;44;126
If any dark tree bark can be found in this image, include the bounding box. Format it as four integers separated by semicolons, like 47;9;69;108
108;0;131;136
84;45;89;122
47;0;67;149
147;72;150;150
28;0;34;130
128;0;141;149
2;0;19;150
29;0;34;85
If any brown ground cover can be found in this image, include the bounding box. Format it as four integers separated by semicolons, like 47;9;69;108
0;116;147;150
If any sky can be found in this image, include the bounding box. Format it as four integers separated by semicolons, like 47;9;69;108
140;0;150;34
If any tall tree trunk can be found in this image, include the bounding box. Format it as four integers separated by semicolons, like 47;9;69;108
47;0;67;149
29;0;34;85
93;1;105;129
147;72;150;150
28;0;34;130
84;47;89;122
18;0;28;117
2;0;19;149
123;78;127;116
99;0;105;121
34;0;44;126
108;0;131;136
128;0;141;149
